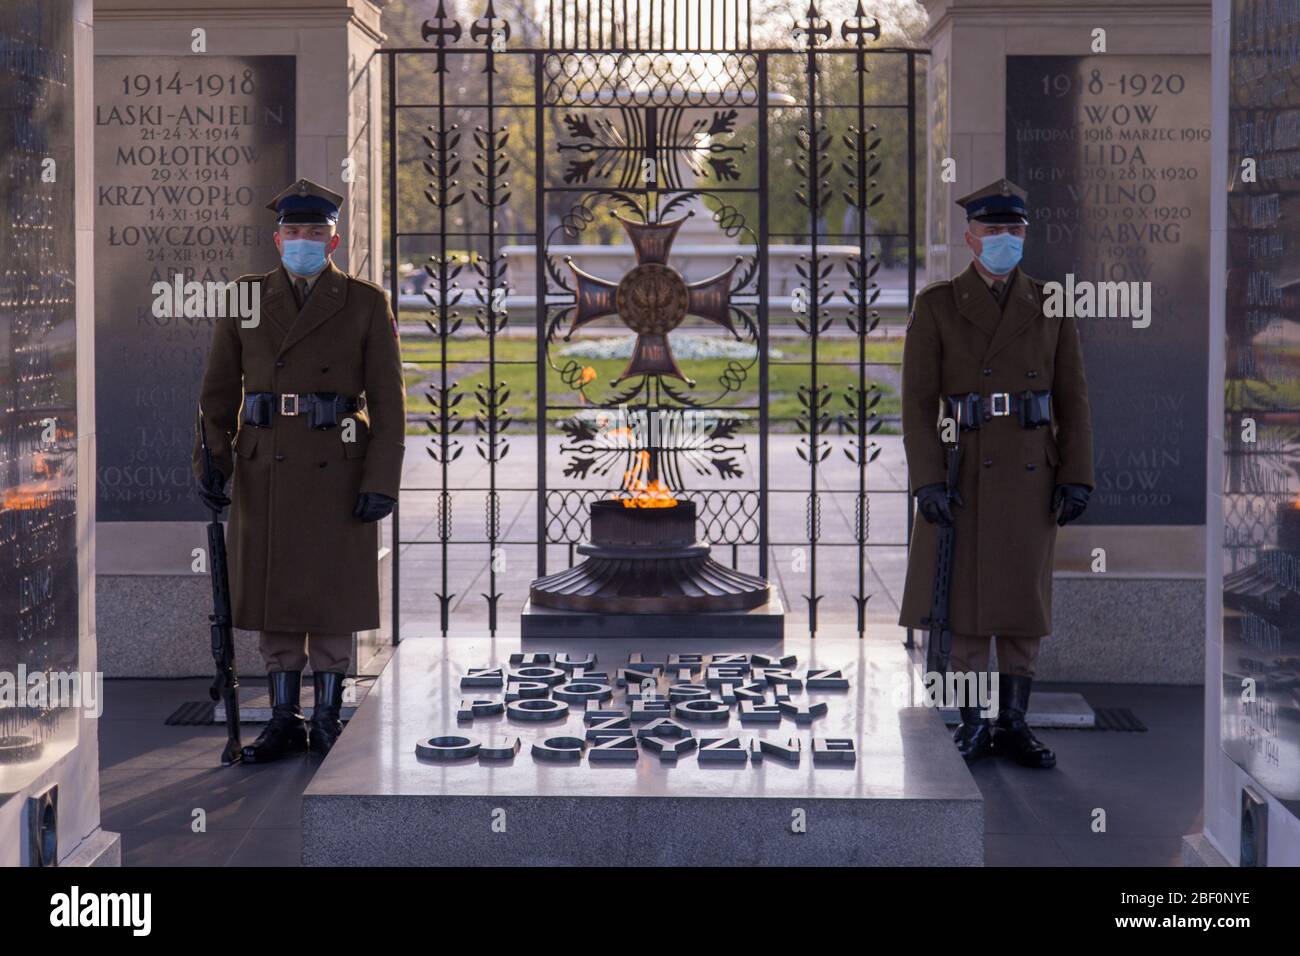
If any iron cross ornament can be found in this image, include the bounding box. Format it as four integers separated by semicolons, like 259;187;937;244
564;211;741;385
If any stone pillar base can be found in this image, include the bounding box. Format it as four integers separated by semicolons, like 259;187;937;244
97;540;392;678
1181;832;1231;867
1035;575;1205;684
62;828;123;867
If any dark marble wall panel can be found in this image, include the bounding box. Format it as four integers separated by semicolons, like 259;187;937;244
93;56;294;521
1007;55;1211;526
0;1;79;792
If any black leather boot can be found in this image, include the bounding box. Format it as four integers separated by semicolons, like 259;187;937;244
241;671;307;764
992;673;1056;768
308;671;347;756
953;706;993;762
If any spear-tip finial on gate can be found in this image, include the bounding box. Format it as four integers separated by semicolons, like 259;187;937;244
421;0;463;47
471;0;513;50
841;0;882;47
795;1;833;49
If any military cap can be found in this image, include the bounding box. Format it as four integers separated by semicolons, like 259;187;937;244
956;178;1029;225
266;178;344;224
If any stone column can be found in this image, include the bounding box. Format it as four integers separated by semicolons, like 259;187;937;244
920;0;1212;683
1184;0;1300;868
0;0;119;867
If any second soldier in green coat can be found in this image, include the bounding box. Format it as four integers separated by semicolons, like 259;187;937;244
899;178;1094;769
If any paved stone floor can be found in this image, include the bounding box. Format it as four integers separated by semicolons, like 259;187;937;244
98;664;1202;866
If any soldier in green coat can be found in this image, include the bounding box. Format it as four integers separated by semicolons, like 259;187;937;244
193;179;406;763
899;179;1094;769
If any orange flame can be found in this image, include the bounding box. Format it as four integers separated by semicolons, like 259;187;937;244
619;450;677;509
3;481;60;511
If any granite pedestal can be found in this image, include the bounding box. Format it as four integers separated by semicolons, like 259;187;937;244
302;633;983;866
519;596;785;641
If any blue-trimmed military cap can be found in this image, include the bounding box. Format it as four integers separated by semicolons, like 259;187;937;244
956;178;1029;225
266;178;344;225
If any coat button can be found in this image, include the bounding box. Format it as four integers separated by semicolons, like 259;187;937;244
321;366;330;373
1027;370;1038;379
275;453;285;462
1026;463;1037;471
982;368;992;376
983;459;992;467
275;360;285;369
318;461;328;468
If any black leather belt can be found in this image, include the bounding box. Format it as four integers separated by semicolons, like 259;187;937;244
242;392;365;429
944;390;1051;430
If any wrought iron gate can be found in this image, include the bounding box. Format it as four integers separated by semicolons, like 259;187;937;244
384;0;925;639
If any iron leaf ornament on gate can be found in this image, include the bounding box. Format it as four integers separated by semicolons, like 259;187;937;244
398;0;915;638
560;107;745;188
840;0;887;633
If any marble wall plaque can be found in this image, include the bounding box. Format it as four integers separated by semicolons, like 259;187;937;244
1006;55;1211;525
1221;0;1300;819
0;0;79;794
93;55;294;521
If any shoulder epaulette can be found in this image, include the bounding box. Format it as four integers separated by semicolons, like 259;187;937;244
915;279;951;300
347;274;388;297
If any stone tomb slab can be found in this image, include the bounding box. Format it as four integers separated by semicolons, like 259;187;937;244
302;635;982;866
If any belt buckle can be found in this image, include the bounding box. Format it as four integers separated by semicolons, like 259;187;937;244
989;392;1011;417
280;393;300;416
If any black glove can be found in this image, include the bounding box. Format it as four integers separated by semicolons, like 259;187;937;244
1051;483;1090;526
353;492;396;523
197;469;230;512
915;482;958;527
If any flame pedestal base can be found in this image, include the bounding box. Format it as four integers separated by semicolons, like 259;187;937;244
524;499;783;639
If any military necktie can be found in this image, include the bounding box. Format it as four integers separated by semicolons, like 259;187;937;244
990;280;1005;304
294;277;309;309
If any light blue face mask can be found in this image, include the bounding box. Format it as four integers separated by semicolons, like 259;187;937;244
280;238;329;276
976;233;1024;275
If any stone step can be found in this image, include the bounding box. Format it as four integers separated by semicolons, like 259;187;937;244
214;677;375;723
939;691;1095;728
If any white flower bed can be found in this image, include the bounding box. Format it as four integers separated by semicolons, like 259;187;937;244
558;334;781;361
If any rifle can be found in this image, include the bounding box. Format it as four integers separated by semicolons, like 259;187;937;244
196;405;242;766
923;419;963;703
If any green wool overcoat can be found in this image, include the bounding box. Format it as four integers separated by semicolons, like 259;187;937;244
192;262;406;633
898;264;1094;638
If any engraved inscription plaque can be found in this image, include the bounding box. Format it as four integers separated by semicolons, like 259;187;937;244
93;56;294;521
1006;55;1211;525
0;0;79;799
1222;1;1300;819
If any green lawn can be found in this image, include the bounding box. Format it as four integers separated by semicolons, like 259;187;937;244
401;327;902;433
